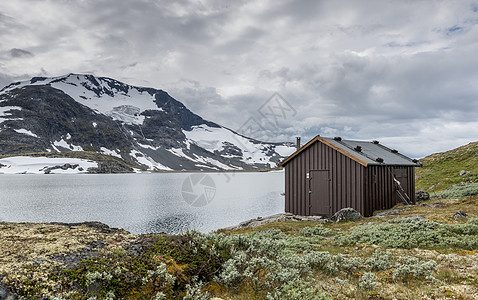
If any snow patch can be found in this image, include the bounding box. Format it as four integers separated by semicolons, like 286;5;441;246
0;106;22;123
0;156;98;174
14;129;38;138
53;139;70;149
137;143;159;150
105;105;145;125
130;150;172;170
275;145;296;157
53;138;83;151
50;75;160;124
183;124;294;166
100;147;122;158
0;106;22;117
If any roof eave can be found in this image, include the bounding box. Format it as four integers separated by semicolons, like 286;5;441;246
278;136;370;167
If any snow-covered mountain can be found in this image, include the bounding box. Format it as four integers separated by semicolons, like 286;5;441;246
0;74;295;170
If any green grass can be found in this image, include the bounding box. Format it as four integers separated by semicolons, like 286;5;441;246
416;141;478;192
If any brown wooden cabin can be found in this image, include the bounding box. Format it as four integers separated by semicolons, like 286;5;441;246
279;136;421;217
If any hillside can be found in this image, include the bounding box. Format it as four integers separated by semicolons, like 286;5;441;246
0;74;295;171
416;141;478;193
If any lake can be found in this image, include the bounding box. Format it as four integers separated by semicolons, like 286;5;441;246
0;171;285;234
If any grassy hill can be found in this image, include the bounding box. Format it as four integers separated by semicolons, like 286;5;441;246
416;141;478;193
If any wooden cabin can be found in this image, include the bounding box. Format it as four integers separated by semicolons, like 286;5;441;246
279;136;421;217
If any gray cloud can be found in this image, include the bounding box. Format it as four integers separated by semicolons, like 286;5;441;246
0;0;477;157
0;73;13;90
9;48;33;58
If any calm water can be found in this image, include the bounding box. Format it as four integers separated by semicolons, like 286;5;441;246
0;172;284;234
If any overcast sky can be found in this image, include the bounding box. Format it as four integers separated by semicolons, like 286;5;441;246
1;0;478;158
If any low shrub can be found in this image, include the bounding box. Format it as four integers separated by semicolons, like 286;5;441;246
64;252;177;299
392;256;437;282
359;272;377;289
266;278;331;300
365;249;392;271
335;217;478;250
300;226;333;237
437;183;478;198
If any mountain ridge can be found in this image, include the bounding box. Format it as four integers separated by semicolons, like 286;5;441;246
0;74;295;171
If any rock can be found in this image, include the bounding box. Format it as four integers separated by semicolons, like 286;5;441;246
220;213;329;231
0;281;19;300
43;163;80;174
87;160;134;173
415;190;430;201
330;208;362;222
373;208;406;217
420;203;440;208
453;211;468;219
49;221;127;234
459;170;471;176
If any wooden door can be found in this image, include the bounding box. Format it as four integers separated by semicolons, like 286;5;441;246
309;170;331;216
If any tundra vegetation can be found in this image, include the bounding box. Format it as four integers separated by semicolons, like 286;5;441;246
1;142;477;299
1;194;477;299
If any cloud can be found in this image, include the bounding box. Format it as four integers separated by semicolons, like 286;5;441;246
0;73;13;90
1;0;478;157
9;48;33;58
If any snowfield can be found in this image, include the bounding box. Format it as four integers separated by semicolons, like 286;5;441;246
0;156;98;174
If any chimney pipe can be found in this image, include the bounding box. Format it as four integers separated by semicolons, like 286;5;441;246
296;137;301;150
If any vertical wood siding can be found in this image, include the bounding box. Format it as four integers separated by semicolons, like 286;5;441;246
285;140;365;216
364;166;416;216
284;141;416;217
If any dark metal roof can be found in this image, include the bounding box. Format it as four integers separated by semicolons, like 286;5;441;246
280;136;421;167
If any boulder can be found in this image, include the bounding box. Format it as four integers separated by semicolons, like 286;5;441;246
415;190;430;201
453;211;467;219
330;208;362;222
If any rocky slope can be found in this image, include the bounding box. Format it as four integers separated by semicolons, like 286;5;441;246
0;74;295;171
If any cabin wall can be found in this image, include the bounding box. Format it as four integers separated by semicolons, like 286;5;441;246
364;166;416;216
284;141;366;217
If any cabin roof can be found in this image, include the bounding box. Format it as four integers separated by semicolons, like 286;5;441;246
279;136;421;167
